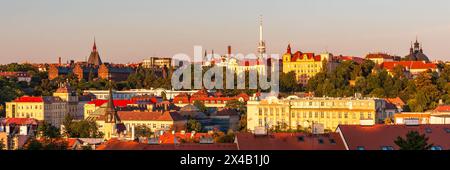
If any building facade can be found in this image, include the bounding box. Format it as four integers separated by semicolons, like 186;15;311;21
282;45;338;84
142;57;172;68
5;84;82;127
247;96;385;132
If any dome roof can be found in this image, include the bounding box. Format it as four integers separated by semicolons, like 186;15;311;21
405;53;430;62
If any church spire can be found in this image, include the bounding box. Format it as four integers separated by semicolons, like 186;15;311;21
286;44;292;54
93;37;97;52
105;79;119;123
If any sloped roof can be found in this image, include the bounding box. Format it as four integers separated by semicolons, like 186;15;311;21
5;118;38;125
235;133;345;150
13;96;43;102
434;105;450;112
338;124;450;150
96;138;237;150
98;111;185;122
381;61;436;70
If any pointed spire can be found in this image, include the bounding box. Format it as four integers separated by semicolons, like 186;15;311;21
93;37;97;52
287;44;292;54
105;79;119;123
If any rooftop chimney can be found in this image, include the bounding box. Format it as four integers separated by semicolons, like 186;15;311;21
228;46;232;58
58;57;62;66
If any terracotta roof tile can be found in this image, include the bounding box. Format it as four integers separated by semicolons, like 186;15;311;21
338;124;450;150
235;133;345;150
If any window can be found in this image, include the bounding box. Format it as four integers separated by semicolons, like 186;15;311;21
360;113;364;119
430;146;442;150
344;112;348;119
318;139;324;144
356;146;365;150
381;146;394;150
445;128;450;133
329;139;336;144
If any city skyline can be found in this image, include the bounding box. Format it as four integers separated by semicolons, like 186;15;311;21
1;0;450;64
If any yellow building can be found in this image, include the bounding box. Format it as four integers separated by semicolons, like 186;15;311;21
282;44;337;84
5;96;67;127
5;84;81;127
93;87;186;140
247;96;385;132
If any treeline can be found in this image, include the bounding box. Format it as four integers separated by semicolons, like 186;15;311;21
307;60;450;112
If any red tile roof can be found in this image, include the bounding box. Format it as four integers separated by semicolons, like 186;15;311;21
366;53;393;59
434;105;450;112
385;97;405;108
291;52;321;62
337;56;365;64
96;138;237;150
381;61;437;70
13;96;43;103
88;99;136;107
214;109;239;116
337;124;450;150
98;111;184;122
158;132;212;144
235;133;346;150
5;118;38;125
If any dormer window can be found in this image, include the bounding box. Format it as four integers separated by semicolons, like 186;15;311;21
381;146;394;150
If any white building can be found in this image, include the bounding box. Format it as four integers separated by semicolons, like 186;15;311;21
84;88;198;100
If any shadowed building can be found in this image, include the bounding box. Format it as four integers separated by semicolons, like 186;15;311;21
405;38;430;62
87;40;102;66
98;63;134;82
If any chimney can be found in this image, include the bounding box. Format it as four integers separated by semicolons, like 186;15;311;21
58;57;62;66
228;46;232;58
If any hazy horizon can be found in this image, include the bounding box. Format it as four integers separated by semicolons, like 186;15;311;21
1;0;449;64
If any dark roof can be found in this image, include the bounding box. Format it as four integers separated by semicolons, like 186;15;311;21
338;124;450;150
235;133;346;150
96;139;237;150
88;51;102;66
98;111;185;122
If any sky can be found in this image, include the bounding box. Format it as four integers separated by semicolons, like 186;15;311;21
0;0;449;64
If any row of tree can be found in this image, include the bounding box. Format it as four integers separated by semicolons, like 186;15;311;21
307;60;450;112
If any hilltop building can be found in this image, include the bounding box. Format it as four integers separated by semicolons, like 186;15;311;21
405;38;430;62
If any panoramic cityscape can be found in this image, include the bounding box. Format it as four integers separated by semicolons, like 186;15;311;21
0;1;449;167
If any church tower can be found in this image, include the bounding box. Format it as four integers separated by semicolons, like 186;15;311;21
102;81;125;140
87;38;103;66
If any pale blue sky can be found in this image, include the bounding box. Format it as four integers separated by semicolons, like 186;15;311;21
0;0;449;64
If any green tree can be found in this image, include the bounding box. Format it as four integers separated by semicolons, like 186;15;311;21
62;114;103;138
394;131;433;150
38;122;61;139
134;125;153;138
0;138;5;150
225;99;246;114
24;138;43;150
280;71;302;93
193;100;207;113
238;114;247;132
186;118;202;132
